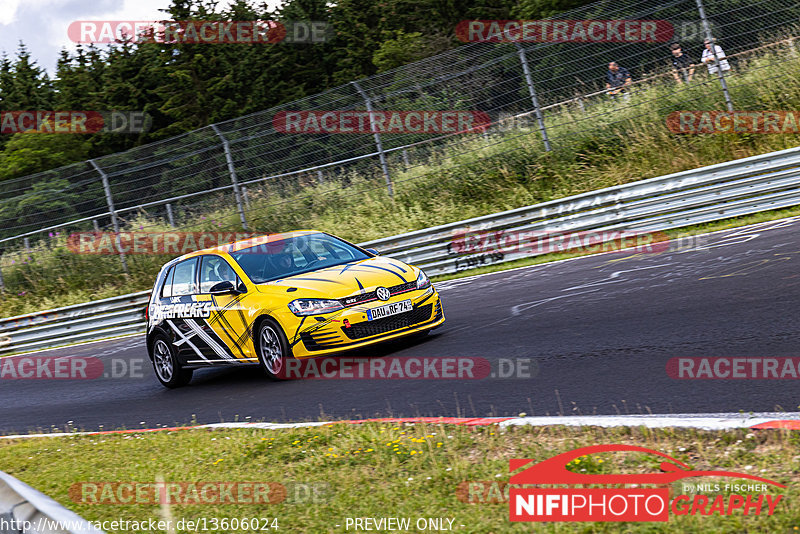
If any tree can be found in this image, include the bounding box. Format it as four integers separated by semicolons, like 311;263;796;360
7;43;53;110
0;134;89;180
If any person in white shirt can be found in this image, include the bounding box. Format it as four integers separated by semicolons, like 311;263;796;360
701;39;730;75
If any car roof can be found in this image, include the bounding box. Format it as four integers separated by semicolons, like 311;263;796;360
176;230;320;261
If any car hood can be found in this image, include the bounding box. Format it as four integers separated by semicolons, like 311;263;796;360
255;256;418;298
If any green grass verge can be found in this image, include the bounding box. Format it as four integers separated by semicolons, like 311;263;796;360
0;423;798;532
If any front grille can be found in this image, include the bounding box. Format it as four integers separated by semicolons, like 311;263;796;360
342;304;433;340
340;281;418;307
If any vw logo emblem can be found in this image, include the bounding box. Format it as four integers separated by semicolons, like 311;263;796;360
376;287;391;301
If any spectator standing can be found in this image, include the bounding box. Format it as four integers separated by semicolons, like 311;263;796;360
701;38;730;75
606;62;632;100
670;43;695;83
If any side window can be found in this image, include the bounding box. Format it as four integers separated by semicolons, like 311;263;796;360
199;255;240;293
160;266;175;298
171;258;199;296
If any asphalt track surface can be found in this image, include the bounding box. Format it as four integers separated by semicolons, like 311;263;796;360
3;217;800;434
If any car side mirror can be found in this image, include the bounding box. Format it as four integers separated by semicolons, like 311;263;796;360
209;280;238;294
366;248;380;256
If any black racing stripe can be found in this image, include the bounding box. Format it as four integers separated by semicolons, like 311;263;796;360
209;295;249;359
359;264;407;283
190;317;236;359
339;262;359;274
415;291;435;307
292;316;308;344
385;260;407;273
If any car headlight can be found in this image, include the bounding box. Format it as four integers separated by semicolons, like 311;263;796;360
288;298;344;316
416;269;431;290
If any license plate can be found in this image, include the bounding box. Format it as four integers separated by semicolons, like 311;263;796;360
367;300;413;320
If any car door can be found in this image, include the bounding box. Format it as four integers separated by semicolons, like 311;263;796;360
158;257;208;363
196;254;255;362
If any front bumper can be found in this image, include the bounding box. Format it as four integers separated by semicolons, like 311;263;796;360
290;288;444;358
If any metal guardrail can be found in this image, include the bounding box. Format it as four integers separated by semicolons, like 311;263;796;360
0;292;149;355
2;145;800;354
363;144;800;276
0;470;103;534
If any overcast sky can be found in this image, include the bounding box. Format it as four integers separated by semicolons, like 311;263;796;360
0;0;279;75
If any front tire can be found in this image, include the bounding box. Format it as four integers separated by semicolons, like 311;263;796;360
256;318;291;380
151;334;193;388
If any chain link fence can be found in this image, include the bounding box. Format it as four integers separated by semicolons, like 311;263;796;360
1;0;799;288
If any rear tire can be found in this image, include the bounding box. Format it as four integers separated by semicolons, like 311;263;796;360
151;334;193;388
256;318;291;380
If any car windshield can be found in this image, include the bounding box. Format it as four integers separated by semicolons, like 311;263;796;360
229;232;371;283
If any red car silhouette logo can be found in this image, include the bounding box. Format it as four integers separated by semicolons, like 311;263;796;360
510;444;785;487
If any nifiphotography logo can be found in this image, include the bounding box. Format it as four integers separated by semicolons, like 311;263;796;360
509;445;785;522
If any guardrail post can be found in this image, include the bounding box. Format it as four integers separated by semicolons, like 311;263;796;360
89;159;129;275
317;170;325;184
211;124;250;231
516;43;552;152
351;81;393;197
23;237;30;252
165;203;176;228
92;219;100;232
695;0;734;112
0;265;5;290
402;150;410;169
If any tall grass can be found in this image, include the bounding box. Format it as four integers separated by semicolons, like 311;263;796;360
2;45;800;317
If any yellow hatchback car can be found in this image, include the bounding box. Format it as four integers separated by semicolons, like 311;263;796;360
145;231;444;387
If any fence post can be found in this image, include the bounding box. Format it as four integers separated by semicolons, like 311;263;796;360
89;159;129;275
516;43;551;152
165;203;176;228
695;0;734;112
210;124;250;231
351;81;393;197
0;265;4;290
